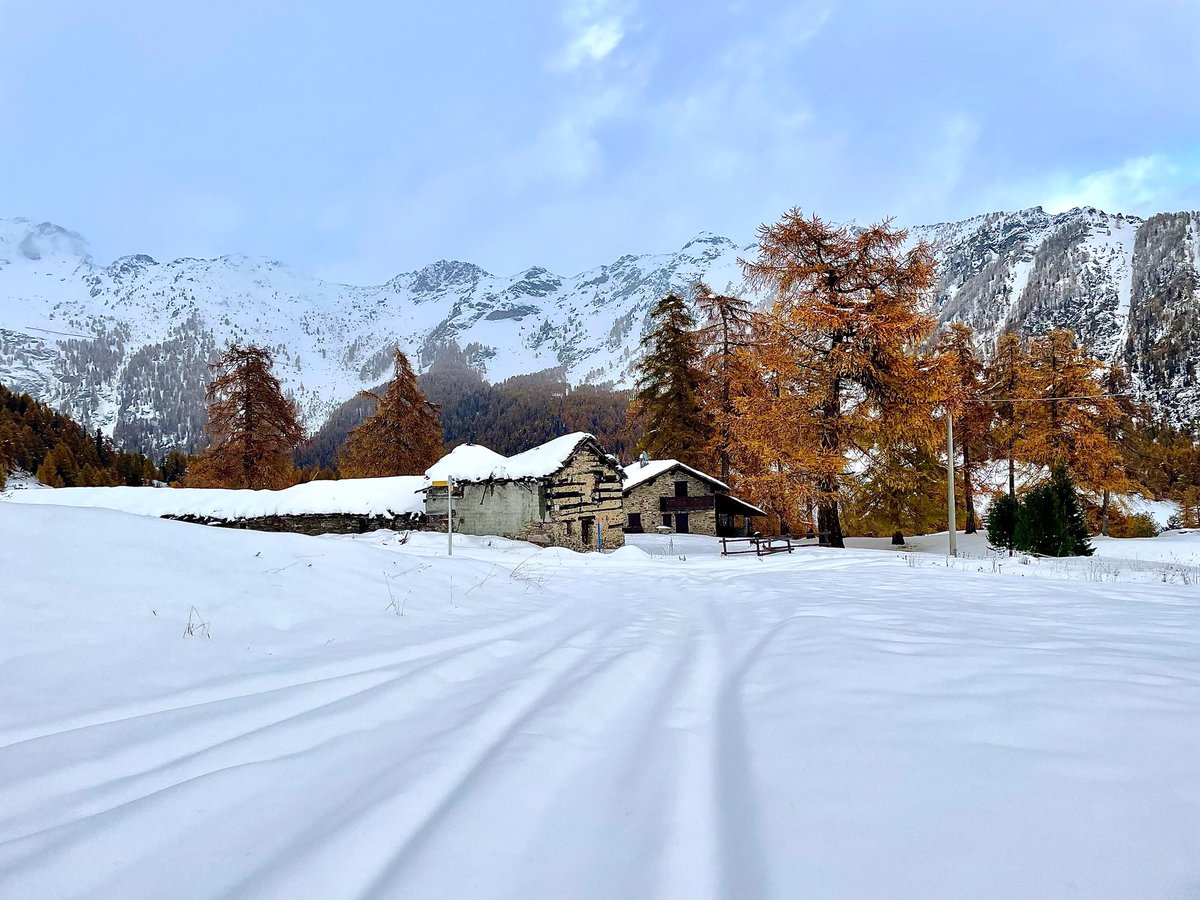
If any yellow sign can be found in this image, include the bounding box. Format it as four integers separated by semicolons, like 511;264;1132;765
431;480;449;487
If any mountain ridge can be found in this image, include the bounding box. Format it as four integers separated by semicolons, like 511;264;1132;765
1;205;1197;453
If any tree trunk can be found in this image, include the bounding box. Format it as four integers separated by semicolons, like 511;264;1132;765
963;440;977;534
818;370;845;548
1100;489;1110;536
1008;442;1015;498
818;499;844;548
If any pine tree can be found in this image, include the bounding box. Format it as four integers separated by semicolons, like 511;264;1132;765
339;350;443;477
630;292;713;469
694;282;755;484
738;210;938;547
986;493;1018;554
186;344;305;489
936;323;991;533
1013;467;1094;557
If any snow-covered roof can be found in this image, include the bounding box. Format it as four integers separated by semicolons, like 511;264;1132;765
498;433;598;480
622;459;729;493
423;444;509;484
423;433;611;484
1;476;426;519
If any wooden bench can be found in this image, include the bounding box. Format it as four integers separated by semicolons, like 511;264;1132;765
720;535;795;557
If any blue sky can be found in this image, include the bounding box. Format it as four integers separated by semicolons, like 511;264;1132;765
2;0;1198;281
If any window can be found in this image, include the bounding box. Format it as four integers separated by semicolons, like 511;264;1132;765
674;480;688;498
627;512;642;531
662;513;672;528
566;520;574;535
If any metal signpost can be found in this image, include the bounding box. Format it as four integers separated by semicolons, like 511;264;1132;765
432;478;453;556
946;412;957;557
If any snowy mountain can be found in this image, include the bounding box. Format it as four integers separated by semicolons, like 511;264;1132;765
1;206;1197;453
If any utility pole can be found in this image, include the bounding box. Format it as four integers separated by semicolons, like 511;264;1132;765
447;476;454;556
946;411;957;557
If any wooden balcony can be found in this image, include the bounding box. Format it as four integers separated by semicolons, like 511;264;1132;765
659;495;716;512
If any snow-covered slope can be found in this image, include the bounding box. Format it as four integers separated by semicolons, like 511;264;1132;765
2;206;1198;454
1;504;1199;897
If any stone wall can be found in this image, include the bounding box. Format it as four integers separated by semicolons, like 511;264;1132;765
424;446;625;551
163;511;426;536
426;481;544;539
521;446;625;551
623;468;719;536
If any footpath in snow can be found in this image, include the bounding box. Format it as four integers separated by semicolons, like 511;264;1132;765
1;505;1198;898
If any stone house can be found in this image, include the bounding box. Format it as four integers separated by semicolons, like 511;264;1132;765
622;458;764;537
423;433;626;551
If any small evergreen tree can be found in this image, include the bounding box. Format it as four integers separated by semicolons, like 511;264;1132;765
630;292;713;469
986;493;1018;553
339;350;443;477
1013;468;1093;557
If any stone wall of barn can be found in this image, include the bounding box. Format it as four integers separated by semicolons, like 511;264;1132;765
424;449;625;551
520;448;626;552
163;511;426;536
622;469;719;536
426;481;544;539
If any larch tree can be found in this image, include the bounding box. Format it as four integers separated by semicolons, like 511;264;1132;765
186;344;305;490
694;281;756;484
339;349;443;477
630;292;714;469
936;322;991;534
1020;329;1125;500
984;332;1033;498
738;210;939;548
1095;362;1142;535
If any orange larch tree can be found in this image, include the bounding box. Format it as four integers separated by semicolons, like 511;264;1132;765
694;281;756;484
983;331;1033;498
187;344;305;490
737;210;939;547
936;322;992;534
339;349;443;477
1018;329;1130;522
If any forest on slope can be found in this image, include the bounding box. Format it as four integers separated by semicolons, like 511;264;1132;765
295;344;638;471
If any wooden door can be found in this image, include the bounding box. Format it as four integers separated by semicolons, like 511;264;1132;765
675;513;689;534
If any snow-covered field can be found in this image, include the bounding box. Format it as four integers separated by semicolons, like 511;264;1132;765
2;505;1199;898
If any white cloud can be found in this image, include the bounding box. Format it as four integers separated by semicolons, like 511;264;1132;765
1045;155;1188;214
556;20;624;69
551;0;628;71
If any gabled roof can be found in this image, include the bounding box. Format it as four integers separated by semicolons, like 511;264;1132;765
423;433;619;485
622;459;729;493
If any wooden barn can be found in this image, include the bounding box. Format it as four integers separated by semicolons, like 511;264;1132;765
622;458;764;537
423;433;626;551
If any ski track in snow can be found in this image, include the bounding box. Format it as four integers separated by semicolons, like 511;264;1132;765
1;507;1199;898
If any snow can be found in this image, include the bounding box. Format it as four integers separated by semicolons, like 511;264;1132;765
847;528;1200;587
2;505;1199;898
1;476;425;519
423;443;509;483
971;459;1181;528
423;432;602;484
622;458;728;492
